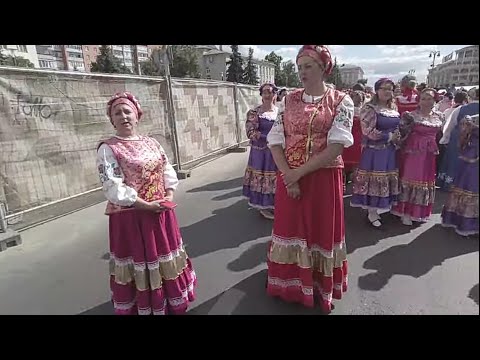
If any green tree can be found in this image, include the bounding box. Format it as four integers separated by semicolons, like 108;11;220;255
357;78;368;86
226;45;244;83
169;45;200;78
242;47;259;85
90;45;131;74
264;51;284;86
0;53;34;68
326;57;344;89
140;55;161;76
281;60;301;88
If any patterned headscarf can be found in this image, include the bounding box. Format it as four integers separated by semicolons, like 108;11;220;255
374;78;396;92
401;75;417;89
107;92;144;120
351;90;365;103
421;88;438;101
296;45;333;75
259;82;278;95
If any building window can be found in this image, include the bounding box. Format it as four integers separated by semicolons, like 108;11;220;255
18;45;27;52
206;67;210;74
85;46;89;51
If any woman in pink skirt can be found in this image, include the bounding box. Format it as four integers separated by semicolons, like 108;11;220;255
392;88;445;225
96;92;196;315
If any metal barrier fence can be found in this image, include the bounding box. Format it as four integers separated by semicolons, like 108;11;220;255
0;66;260;228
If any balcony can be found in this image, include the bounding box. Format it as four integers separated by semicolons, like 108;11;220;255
66;45;83;52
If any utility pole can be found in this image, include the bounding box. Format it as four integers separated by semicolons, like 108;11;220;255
132;45;141;75
152;46;185;176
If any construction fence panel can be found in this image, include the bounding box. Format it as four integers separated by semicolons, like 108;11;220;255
0;67;172;213
171;79;238;165
235;84;261;143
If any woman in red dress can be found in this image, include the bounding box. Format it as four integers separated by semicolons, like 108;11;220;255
342;89;365;190
266;45;354;313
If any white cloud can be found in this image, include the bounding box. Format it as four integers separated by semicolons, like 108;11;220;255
218;45;442;86
337;52;433;85
376;45;439;57
327;45;345;56
220;45;344;64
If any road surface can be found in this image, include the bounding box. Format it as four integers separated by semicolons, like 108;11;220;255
0;151;478;315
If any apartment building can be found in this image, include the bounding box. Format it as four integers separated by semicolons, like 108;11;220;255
82;45;100;72
195;45;275;83
339;65;365;87
110;45;149;72
35;45;85;71
428;45;479;88
1;45;39;67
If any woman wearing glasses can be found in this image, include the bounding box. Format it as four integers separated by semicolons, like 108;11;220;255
266;45;353;313
351;78;401;228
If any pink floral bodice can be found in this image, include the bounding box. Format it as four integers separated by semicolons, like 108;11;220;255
100;136;167;214
401;110;444;155
283;88;346;168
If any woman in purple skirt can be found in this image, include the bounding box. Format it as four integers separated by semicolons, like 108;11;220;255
441;114;479;237
351;78;402;228
243;82;279;220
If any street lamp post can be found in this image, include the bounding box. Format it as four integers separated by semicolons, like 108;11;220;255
429;50;441;68
428;51;440;87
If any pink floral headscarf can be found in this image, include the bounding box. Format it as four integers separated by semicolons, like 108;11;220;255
296;45;333;75
107;92;144;120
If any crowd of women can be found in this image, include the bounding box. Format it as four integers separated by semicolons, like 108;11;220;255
95;45;478;315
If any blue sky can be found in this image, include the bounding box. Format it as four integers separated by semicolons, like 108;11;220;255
220;45;471;86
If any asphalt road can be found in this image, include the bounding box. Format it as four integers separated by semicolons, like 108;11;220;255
0;151;477;315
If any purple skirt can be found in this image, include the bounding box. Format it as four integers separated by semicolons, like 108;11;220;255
351;144;399;210
441;152;479;236
243;143;277;209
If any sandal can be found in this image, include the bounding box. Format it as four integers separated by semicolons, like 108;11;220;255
367;214;382;228
260;209;274;220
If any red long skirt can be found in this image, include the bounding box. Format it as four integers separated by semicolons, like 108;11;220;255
266;167;348;313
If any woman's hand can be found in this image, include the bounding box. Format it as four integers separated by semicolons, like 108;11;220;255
146;200;166;213
162;189;174;203
282;169;303;187
389;129;401;143
286;182;301;199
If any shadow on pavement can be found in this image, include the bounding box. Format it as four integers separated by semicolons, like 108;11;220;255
79;301;114;315
186;177;244;193
181;199;273;258
358;224;479;291
188;269;326;315
227;242;269;272
344;197;418;255
468;284;479;306
212;189;243;201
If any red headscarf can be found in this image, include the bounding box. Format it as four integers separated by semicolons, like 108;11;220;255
107;92;144;120
296;45;333;75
